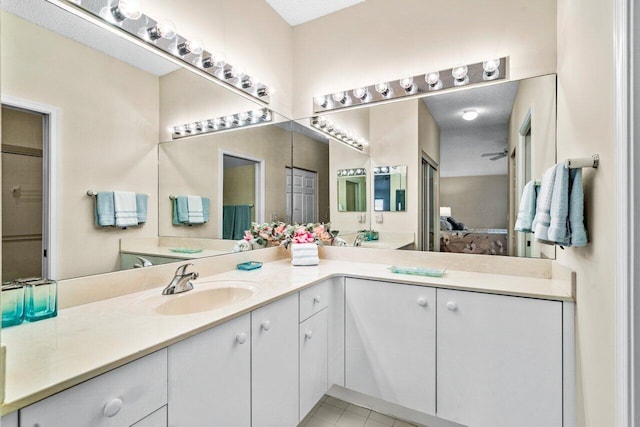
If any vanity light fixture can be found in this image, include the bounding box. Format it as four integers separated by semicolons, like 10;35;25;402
67;0;270;103
171;108;273;140
311;116;367;151
482;58;501;80
312;57;507;113
462;110;479;121
373;166;391;174
338;168;366;177
451;65;469;86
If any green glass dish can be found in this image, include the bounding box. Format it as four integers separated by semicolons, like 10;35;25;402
388;265;446;277
237;261;263;271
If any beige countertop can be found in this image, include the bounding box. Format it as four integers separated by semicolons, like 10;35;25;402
120;246;231;259
1;258;574;415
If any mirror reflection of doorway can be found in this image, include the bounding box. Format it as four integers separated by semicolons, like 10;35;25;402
222;154;260;240
1;105;48;280
287;167;317;224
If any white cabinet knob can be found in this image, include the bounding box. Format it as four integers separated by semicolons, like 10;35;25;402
261;320;271;331
313;295;321;304
103;398;123;418
305;330;313;340
446;301;458;311
236;332;247;344
417;297;427;307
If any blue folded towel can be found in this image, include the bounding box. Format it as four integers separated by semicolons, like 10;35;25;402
202;197;210;223
172;196;189;225
533;163;560;243
136;193;148;223
568;169;588;246
548;164;570;244
95;191;115;227
514;180;537;232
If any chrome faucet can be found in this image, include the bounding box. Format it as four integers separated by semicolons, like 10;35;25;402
162;263;199;295
353;233;365;247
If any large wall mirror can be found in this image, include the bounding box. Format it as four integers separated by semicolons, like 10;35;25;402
293;74;557;258
0;0;294;280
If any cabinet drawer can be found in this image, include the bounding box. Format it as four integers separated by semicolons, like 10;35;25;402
299;281;329;322
20;349;167;427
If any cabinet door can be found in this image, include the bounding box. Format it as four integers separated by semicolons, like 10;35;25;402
20;349;167;427
252;293;299;427
299;308;328;421
437;289;562;427
132;406;167;427
168;314;250;427
345;278;436;415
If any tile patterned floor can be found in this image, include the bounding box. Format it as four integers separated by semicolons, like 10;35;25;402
298;395;420;427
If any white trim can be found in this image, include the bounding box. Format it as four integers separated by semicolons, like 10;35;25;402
1;95;60;280
614;0;633;425
563;301;576;427
218;151;265;238
516;109;532;257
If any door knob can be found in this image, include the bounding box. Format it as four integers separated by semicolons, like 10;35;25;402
305;330;313;340
446;301;458;311
314;295;321;304
417;297;427;307
261;320;271;331
103;398;123;418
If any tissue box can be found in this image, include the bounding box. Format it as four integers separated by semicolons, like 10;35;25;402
290;243;319;266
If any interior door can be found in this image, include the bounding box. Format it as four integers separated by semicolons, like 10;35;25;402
287;167;317;224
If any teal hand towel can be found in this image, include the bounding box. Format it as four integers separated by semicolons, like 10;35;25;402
223;206;236;239
514;180;536;232
233;205;252;240
202;197;210;223
569;169;588;246
548;164;570;244
136;193;148;223
95;191;115;227
172;196;189;225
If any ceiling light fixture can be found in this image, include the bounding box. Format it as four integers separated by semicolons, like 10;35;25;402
311;117;367;151
171;108;273;140
312;58;507;113
462;110;479;121
69;1;270;103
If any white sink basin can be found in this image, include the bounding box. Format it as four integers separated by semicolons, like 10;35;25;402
138;280;259;316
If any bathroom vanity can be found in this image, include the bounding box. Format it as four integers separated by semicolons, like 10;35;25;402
0;249;575;427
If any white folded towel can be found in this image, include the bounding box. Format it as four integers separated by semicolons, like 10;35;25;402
114;191;138;228
187;195;204;224
533;163;560;243
292;257;320;266
514;180;537;233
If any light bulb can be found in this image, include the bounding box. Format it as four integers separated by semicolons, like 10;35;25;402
201;57;214;69
332;92;346;103
375;82;390;96
482;58;501;80
262;110;272;121
173;126;183;135
241;76;254;89
462;110;479;121
147;20;176;41
399;77;414;91
452;65;469;86
238;112;249;122
425;72;443;90
358;137;368;146
352;87;371;102
317;116;327;127
314;95;329;108
256;84;270;97
206;120;216;129
224;115;234;127
110;0;142;22
213;118;223;128
224;67;240;80
178;39;203;56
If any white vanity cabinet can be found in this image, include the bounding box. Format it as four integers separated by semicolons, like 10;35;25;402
436;289;563;427
168;313;250;427
344;278;436;415
19;349;168;427
251;293;299;427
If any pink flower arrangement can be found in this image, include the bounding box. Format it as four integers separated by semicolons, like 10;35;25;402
239;221;333;249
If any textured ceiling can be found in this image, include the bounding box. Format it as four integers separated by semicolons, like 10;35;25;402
265;0;366;26
1;0;180;76
424;82;519;177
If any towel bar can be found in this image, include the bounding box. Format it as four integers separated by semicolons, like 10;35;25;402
87;190;149;197
565;154;599;169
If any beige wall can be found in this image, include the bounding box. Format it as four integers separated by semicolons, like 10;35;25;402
418;100;441;250
1;12;160;279
223;165;256;222
159;124;291;238
140;0;293;117
292;0;557;118
556;0;615;425
440;175;508;229
292;133;330;223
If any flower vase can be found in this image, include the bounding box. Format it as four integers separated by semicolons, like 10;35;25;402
290;243;319;266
